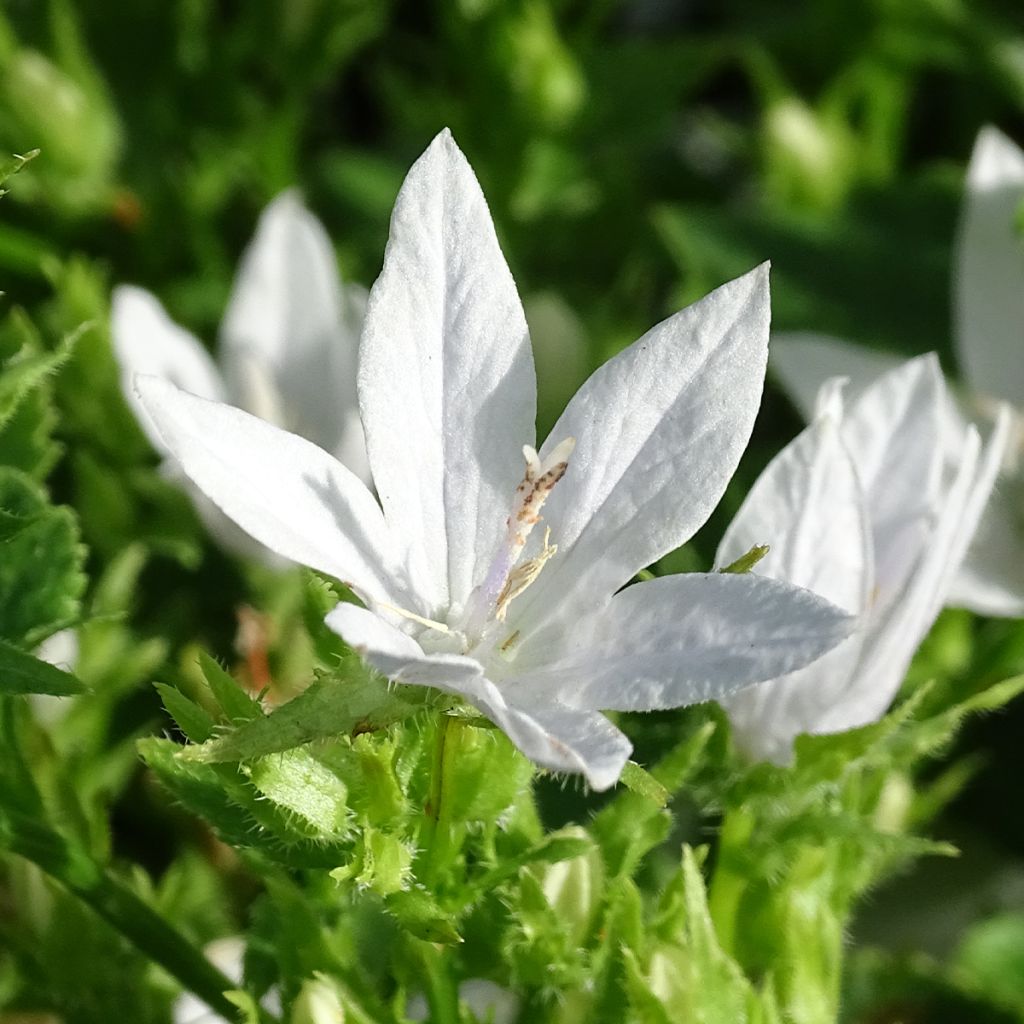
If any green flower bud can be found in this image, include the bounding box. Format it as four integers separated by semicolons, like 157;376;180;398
539;826;604;947
291;975;345;1024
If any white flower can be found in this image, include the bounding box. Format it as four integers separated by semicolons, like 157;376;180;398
112;190;369;563
770;126;1024;617
406;979;520;1024
720;355;1010;763
132;130;853;790
172;937;280;1024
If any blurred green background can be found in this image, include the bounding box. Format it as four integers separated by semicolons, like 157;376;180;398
3;0;1024;1019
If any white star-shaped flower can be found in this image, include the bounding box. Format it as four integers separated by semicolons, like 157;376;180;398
133;131;853;789
769;126;1024;618
720;355;1010;763
112;190;369;562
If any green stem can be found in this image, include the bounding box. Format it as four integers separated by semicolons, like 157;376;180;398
420;713;465;887
0;807;268;1023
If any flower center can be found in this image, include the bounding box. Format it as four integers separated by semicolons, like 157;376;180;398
459;438;575;645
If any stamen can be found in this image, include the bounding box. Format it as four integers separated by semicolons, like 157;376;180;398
374;599;454;636
460;437;575;640
496;528;558;620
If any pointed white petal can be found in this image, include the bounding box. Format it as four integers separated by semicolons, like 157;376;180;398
324;602;483;690
111;286;225;449
770;332;903;420
359;130;536;614
716;405;873;615
511;266;771;637
842;354;945;600
724;635;866;765
324;603;631;790
955;126;1024;407
219;191;365;463
824;410;1011;731
481;699;633;792
511;572;854;713
133;376;411;606
947;484;1024;617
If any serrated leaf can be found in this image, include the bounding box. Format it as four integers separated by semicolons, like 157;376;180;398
197;650;262;724
0;331;76;434
179;669;420;764
0;637;85;695
155;682;215;743
0;467;86;645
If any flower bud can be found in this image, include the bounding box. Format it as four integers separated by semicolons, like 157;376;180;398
291;975;345;1024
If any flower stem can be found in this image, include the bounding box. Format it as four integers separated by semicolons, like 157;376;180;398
421;713;465;887
0;805;272;1023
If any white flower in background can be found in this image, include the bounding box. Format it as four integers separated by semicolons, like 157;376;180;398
133;130;853;790
770;126;1024;617
172;937;280;1024
112;190;369;563
720;355;1010;763
406;979;520;1024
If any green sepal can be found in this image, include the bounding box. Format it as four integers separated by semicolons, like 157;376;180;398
154;682;216;743
385;889;462;944
247;748;351;841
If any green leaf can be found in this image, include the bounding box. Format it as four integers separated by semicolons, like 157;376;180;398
0;637;84;695
0;148;39;193
197;650;263;723
155;682;215;743
179;666;421;764
138;737;354;867
385;889;462;944
0;329;76;433
619;760;670;807
0;467;86;646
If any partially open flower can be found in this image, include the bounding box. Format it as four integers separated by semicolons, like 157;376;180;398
721;356;1009;762
112;191;368;564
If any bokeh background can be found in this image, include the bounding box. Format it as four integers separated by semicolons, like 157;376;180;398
3;1;1024;1020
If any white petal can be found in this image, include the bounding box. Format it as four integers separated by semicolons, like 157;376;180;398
511;572;854;713
955;126;1024;408
947;483;1024;616
510;266;771;637
724;635;866;765
825;410;1011;731
358;130;536;614
324;602;484;691
770;332;903;420
219;191;366;464
111;286;225;450
481;699;632;792
133;376;411;606
324;603;631;790
842;355;945;600
715;405;873;615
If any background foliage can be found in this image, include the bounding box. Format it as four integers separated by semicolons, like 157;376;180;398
2;1;1024;1021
